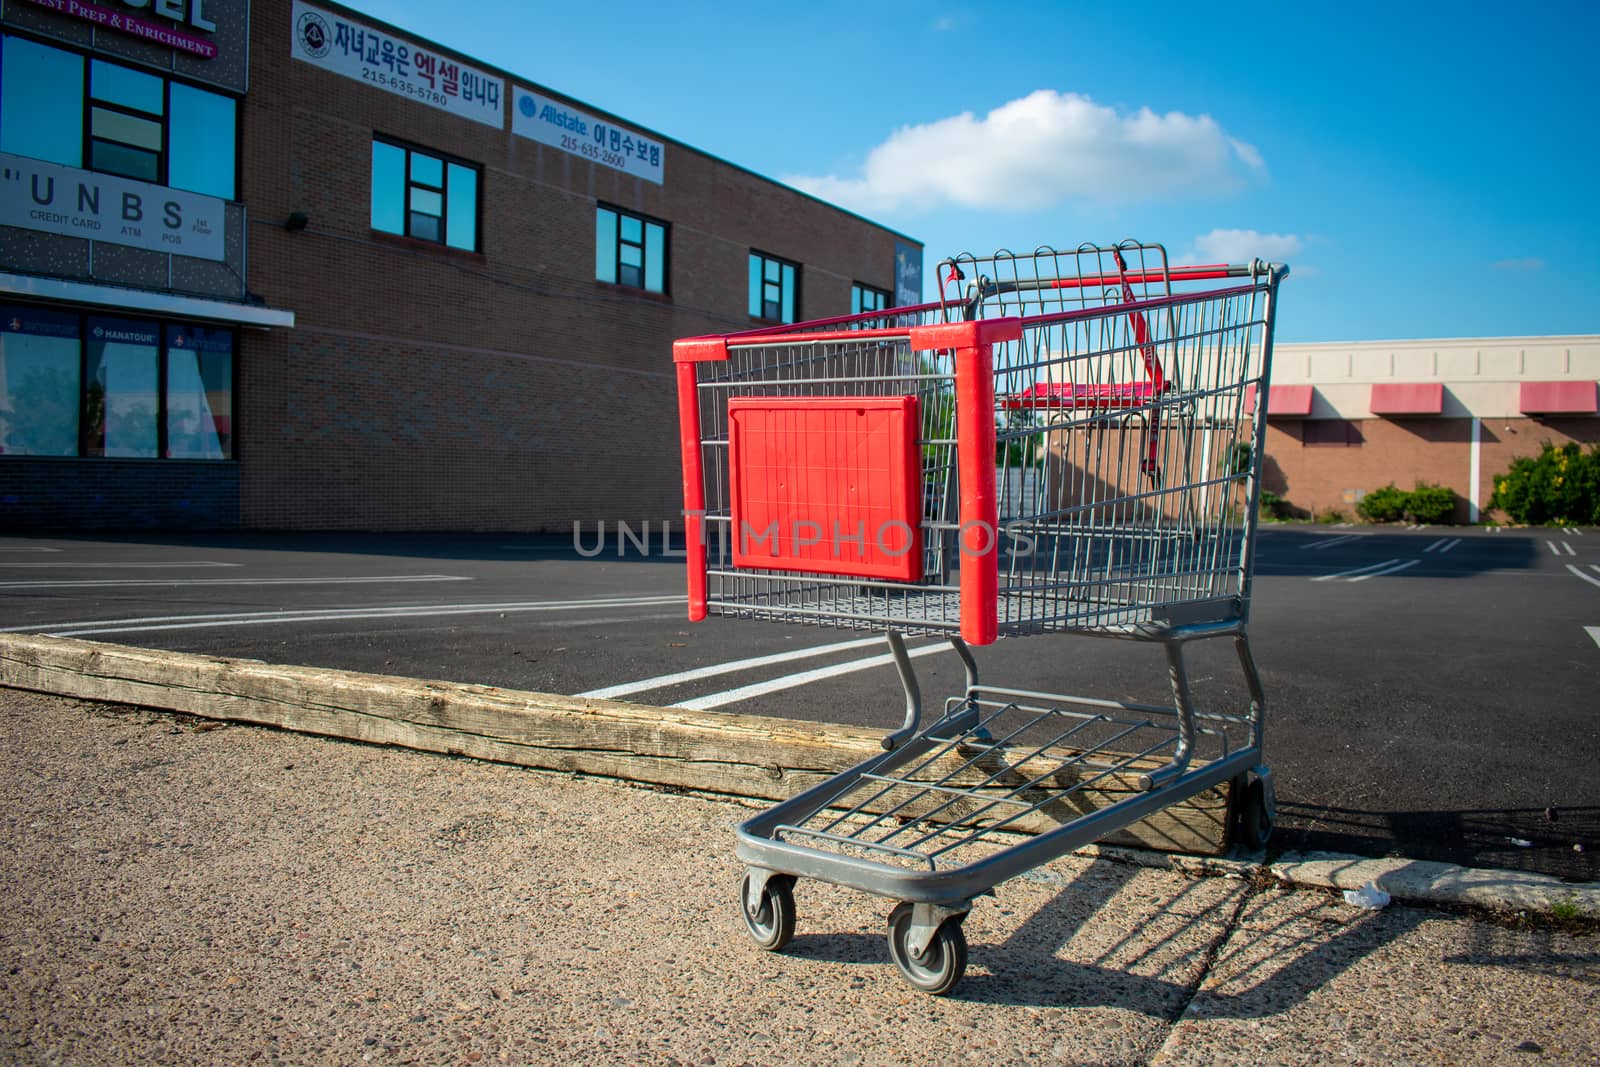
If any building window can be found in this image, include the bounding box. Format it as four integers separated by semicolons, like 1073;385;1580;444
749;251;799;323
165;325;234;460
0;304;234;461
0;34;237;200
595;205;666;293
852;283;891;315
1301;420;1364;447
84;316;159;458
0;305;79;457
370;138;480;252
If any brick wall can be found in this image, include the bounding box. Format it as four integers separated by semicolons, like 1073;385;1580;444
1263;416;1600;522
0;458;239;528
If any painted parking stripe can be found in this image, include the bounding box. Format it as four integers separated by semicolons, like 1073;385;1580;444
0;561;242;569
1311;558;1401;582
1547;541;1562;556
0;575;471;590
579;636;887;699
674;642;950;711
1567;565;1600;590
1587;626;1600;648
1565;542;1577;556
1346;559;1422;582
16;594;684;638
1422;538;1461;554
1301;535;1358;550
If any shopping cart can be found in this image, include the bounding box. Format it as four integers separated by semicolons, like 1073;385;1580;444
673;240;1288;994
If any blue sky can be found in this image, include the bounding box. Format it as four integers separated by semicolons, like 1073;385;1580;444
344;0;1598;343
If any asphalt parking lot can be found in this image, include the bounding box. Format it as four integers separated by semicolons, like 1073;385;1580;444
1;525;1596;881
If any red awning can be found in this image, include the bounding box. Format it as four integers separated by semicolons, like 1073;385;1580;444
1246;384;1314;417
1519;380;1598;415
1370;382;1444;415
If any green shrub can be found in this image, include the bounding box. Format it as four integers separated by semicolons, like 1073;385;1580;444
1314;507;1346;524
1404;483;1457;524
1258;490;1291;520
1491;442;1600;525
1356;484;1408;523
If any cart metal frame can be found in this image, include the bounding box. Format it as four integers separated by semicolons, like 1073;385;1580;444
675;240;1288;994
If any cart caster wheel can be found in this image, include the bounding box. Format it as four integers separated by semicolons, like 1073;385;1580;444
1238;776;1275;851
887;902;968;995
740;872;796;952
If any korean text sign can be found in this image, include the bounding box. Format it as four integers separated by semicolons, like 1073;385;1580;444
290;2;504;129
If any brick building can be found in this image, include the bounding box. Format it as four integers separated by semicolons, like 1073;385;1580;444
1257;336;1600;522
0;0;921;529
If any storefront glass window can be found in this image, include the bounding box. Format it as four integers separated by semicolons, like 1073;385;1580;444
165;326;233;460
0;305;80;457
84;317;159;458
0;36;84;167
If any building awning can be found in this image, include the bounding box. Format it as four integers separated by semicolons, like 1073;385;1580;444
1370;382;1444;415
1245;383;1314;417
1519;380;1597;415
0;272;294;329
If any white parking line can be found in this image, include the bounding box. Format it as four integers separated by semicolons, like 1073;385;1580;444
0;575;471;590
14;595;684;638
1346;559;1422;582
673;642;950;711
1588;626;1600;648
1567;565;1600;590
579;636;887;699
1566;528;1585;535
1547;541;1563;556
1301;535;1358;550
1422;538;1462;554
1311;559;1401;582
1565;542;1577;556
0;561;242;569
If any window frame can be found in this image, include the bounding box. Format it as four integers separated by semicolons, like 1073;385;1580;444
595;203;669;295
370;134;483;253
851;282;892;316
749;250;801;324
0;31;239;200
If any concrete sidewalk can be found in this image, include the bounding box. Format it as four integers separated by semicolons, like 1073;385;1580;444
2;689;1596;1066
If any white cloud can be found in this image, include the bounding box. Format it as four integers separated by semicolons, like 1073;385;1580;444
1182;228;1303;265
784;90;1263;214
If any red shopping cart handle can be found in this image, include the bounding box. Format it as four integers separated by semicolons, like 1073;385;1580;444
1000;381;1168;411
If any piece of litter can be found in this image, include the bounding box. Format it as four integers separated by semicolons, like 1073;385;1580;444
1508;837;1534;848
1342;881;1391;910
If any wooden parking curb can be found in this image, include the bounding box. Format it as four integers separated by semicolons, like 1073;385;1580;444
0;632;1229;854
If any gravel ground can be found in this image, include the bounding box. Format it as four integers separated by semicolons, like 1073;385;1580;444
1;689;1596;1066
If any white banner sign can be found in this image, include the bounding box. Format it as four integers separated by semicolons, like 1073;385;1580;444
512;87;664;184
0;153;226;261
291;2;504;129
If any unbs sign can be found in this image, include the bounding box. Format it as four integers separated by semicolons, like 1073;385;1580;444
0;153;226;261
